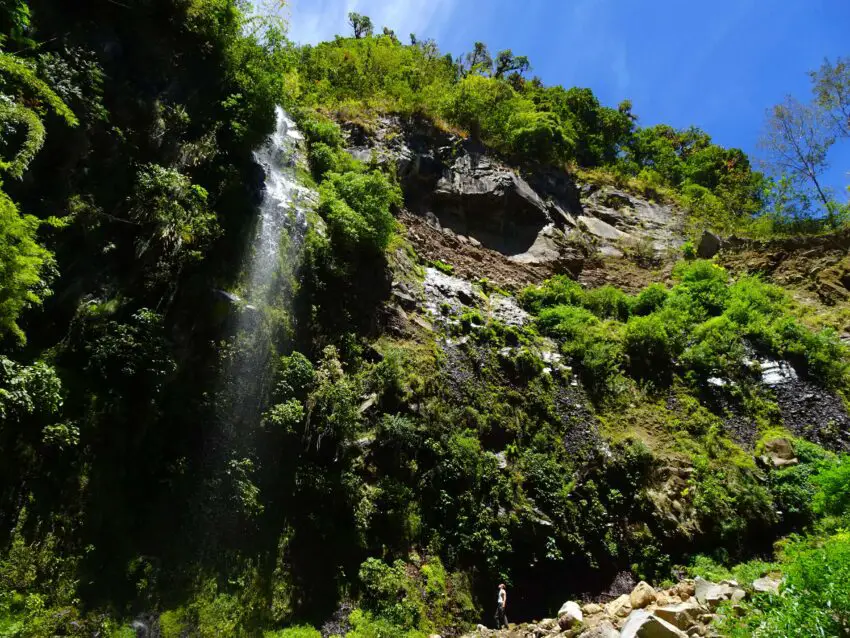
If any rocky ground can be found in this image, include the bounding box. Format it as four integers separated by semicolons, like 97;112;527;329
460;574;781;638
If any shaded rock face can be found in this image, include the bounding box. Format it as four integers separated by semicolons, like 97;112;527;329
431;150;552;256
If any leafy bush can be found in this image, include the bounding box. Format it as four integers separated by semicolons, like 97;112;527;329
631;283;668;316
318;171;401;254
622;314;671;378
812;455;850;518
582;285;631;321
720;533;850;638
301;115;344;148
519;275;583;312
263;625;321;638
0;191;55;343
506;110;574;163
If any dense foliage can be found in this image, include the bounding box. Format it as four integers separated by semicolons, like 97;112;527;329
0;2;848;637
522;261;849;393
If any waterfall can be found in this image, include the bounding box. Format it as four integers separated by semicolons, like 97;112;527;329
246;106;313;299
221;106;315;437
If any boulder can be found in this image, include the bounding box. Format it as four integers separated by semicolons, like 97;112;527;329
630;581;657;609
703;584;735;611
676;581;695;601
653;602;703;630
761;437;798;468
752;576;781;595
696;230;722;258
391;288;417;311
538;618;558;631
621;610;688;638
693;578;714;605
582;602;604;615
730;588;747;603
558;600;583;629
606;593;633;618
582;619;620;638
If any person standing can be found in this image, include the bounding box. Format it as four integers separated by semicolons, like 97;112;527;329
494;583;508;629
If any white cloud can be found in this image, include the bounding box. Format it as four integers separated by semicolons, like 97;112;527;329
287;0;458;45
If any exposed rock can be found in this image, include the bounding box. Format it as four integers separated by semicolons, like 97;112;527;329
693;578;713;605
653;602;703;630
430;150;551;255
630;581;657;609
391;288;418;311
579;215;630;242
760;437;798;468
621;610;688;638
358;393;378;414
675;581;695;600
606;593;633;618
752;576;781;595
557;601;583;629
697;231;722;258
758;359;798;386
729;589;747;603
582;603;604;616
581;620;620;638
703;584;736;611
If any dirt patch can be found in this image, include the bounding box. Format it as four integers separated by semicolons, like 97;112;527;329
403;210;673;295
579;257;676;294
402;210;558;291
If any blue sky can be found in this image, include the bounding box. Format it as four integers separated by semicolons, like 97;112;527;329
287;0;850;197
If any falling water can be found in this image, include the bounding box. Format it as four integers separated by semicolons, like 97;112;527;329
222;106;315;431
245;106;313;298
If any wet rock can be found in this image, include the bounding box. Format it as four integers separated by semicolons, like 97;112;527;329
490;294;531;327
752;577;781;595
696;231;722;258
621;610;687;638
630;581;657;609
557;601;583;629
391;289;418;311
758;359;798;385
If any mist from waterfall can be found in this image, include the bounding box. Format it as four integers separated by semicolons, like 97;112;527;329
222;106;315;437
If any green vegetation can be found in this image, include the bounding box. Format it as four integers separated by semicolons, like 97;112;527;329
522;262;849;393
689;449;850;638
0;2;848;636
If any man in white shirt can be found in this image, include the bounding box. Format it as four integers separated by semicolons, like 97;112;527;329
494;583;508;629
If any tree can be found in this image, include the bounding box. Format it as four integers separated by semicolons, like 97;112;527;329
810;56;850;138
494;49;530;79
759;96;837;223
0;191;54;344
461;41;492;76
348;12;372;39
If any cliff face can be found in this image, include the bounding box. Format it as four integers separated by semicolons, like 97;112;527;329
325;113;850;625
345;116;685;288
346;115;850;452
